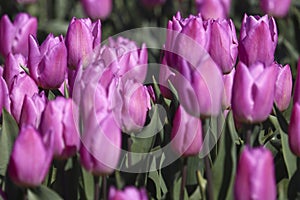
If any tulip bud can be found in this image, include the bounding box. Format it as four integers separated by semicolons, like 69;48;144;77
141;0;166;7
79;76;121;175
8;125;53;187
111;78;151;133
80;0;112;19
19;92;46;128
0;76;10;115
39;97;80;159
232;62;278;123
4;53;26;89
109;186;148;200
207;19;238;73
238;14;278;66
66;17;101;69
288;103;300;156
0;13;37;57
101;37;148;83
159;55;175;99
9;73;38;122
171;105;203;157
273;63;292;111
195;0;231;20
260;0;291;18
28;34;67;89
234;146;276;200
222;68;235;110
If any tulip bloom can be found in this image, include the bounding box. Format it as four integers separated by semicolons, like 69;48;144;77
165;12;223;117
28;34;67;89
111;78;151;133
19;92;46;128
171;106;203;157
8;125;53;187
234;146;276;200
238;14;277;66
222;68;235;110
260;0;291;18
66;17;101;69
232;62;278;123
39;97;80;159
109;186;148;200
195;0;231;20
0;13;37;57
80;0;112;19
0;76;10;115
274;63;292;111
9;73;38;122
3;53;26;89
208;19;238;73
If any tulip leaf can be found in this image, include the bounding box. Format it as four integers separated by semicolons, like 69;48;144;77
211;112;238;200
28;185;63;200
80;167;94;200
278;179;289;200
186;155;204;185
0;109;19;176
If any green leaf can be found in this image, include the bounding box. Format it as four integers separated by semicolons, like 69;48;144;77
48;90;56;100
0;109;19;176
64;81;70;98
81;167;94;200
186;156;204;185
278;179;289;200
211;112;238;200
28;185;63;200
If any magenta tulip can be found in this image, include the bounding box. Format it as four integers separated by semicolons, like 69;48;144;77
66;17;101;69
8;125;53;187
288;103;300;156
109;186;148;200
260;0;291;18
195;0;231;20
3;53;26;89
234;146;276;200
171;105;203;157
222;68;235;110
239;14;277;66
232;62;278;123
0;13;37;57
273;63;292;111
80;0;112;19
19;92;46;128
39;97;80;159
28;34;67;89
0;76;10;115
207;18;238;73
9;73;38;122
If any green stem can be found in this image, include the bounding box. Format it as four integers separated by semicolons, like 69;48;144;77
102;176;107;200
180;157;188;200
94;176;100;200
204;156;214;200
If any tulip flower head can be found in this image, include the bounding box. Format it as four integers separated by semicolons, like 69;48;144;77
109;186;148;200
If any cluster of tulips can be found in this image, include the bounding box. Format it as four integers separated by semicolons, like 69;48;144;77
0;0;299;199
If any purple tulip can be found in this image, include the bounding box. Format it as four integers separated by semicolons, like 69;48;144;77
39;97;80;159
79;72;121;175
141;0;166;7
232;62;278;123
3;53;26;89
260;0;291;18
273;63;292;111
101;37;148;84
66;17;101;69
109;186;148;200
9;73;38;122
222;68;235;110
28;34;67;89
19;92;46;128
171;105;203;157
158;55;175;99
239;14;278;66
8;125;53;187
80;0;112;19
207;18;238;73
111;78;151;133
0;13;37;57
288;103;300;156
164;13;223;117
0;76;10;115
234;146;276;200
195;0;231;20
